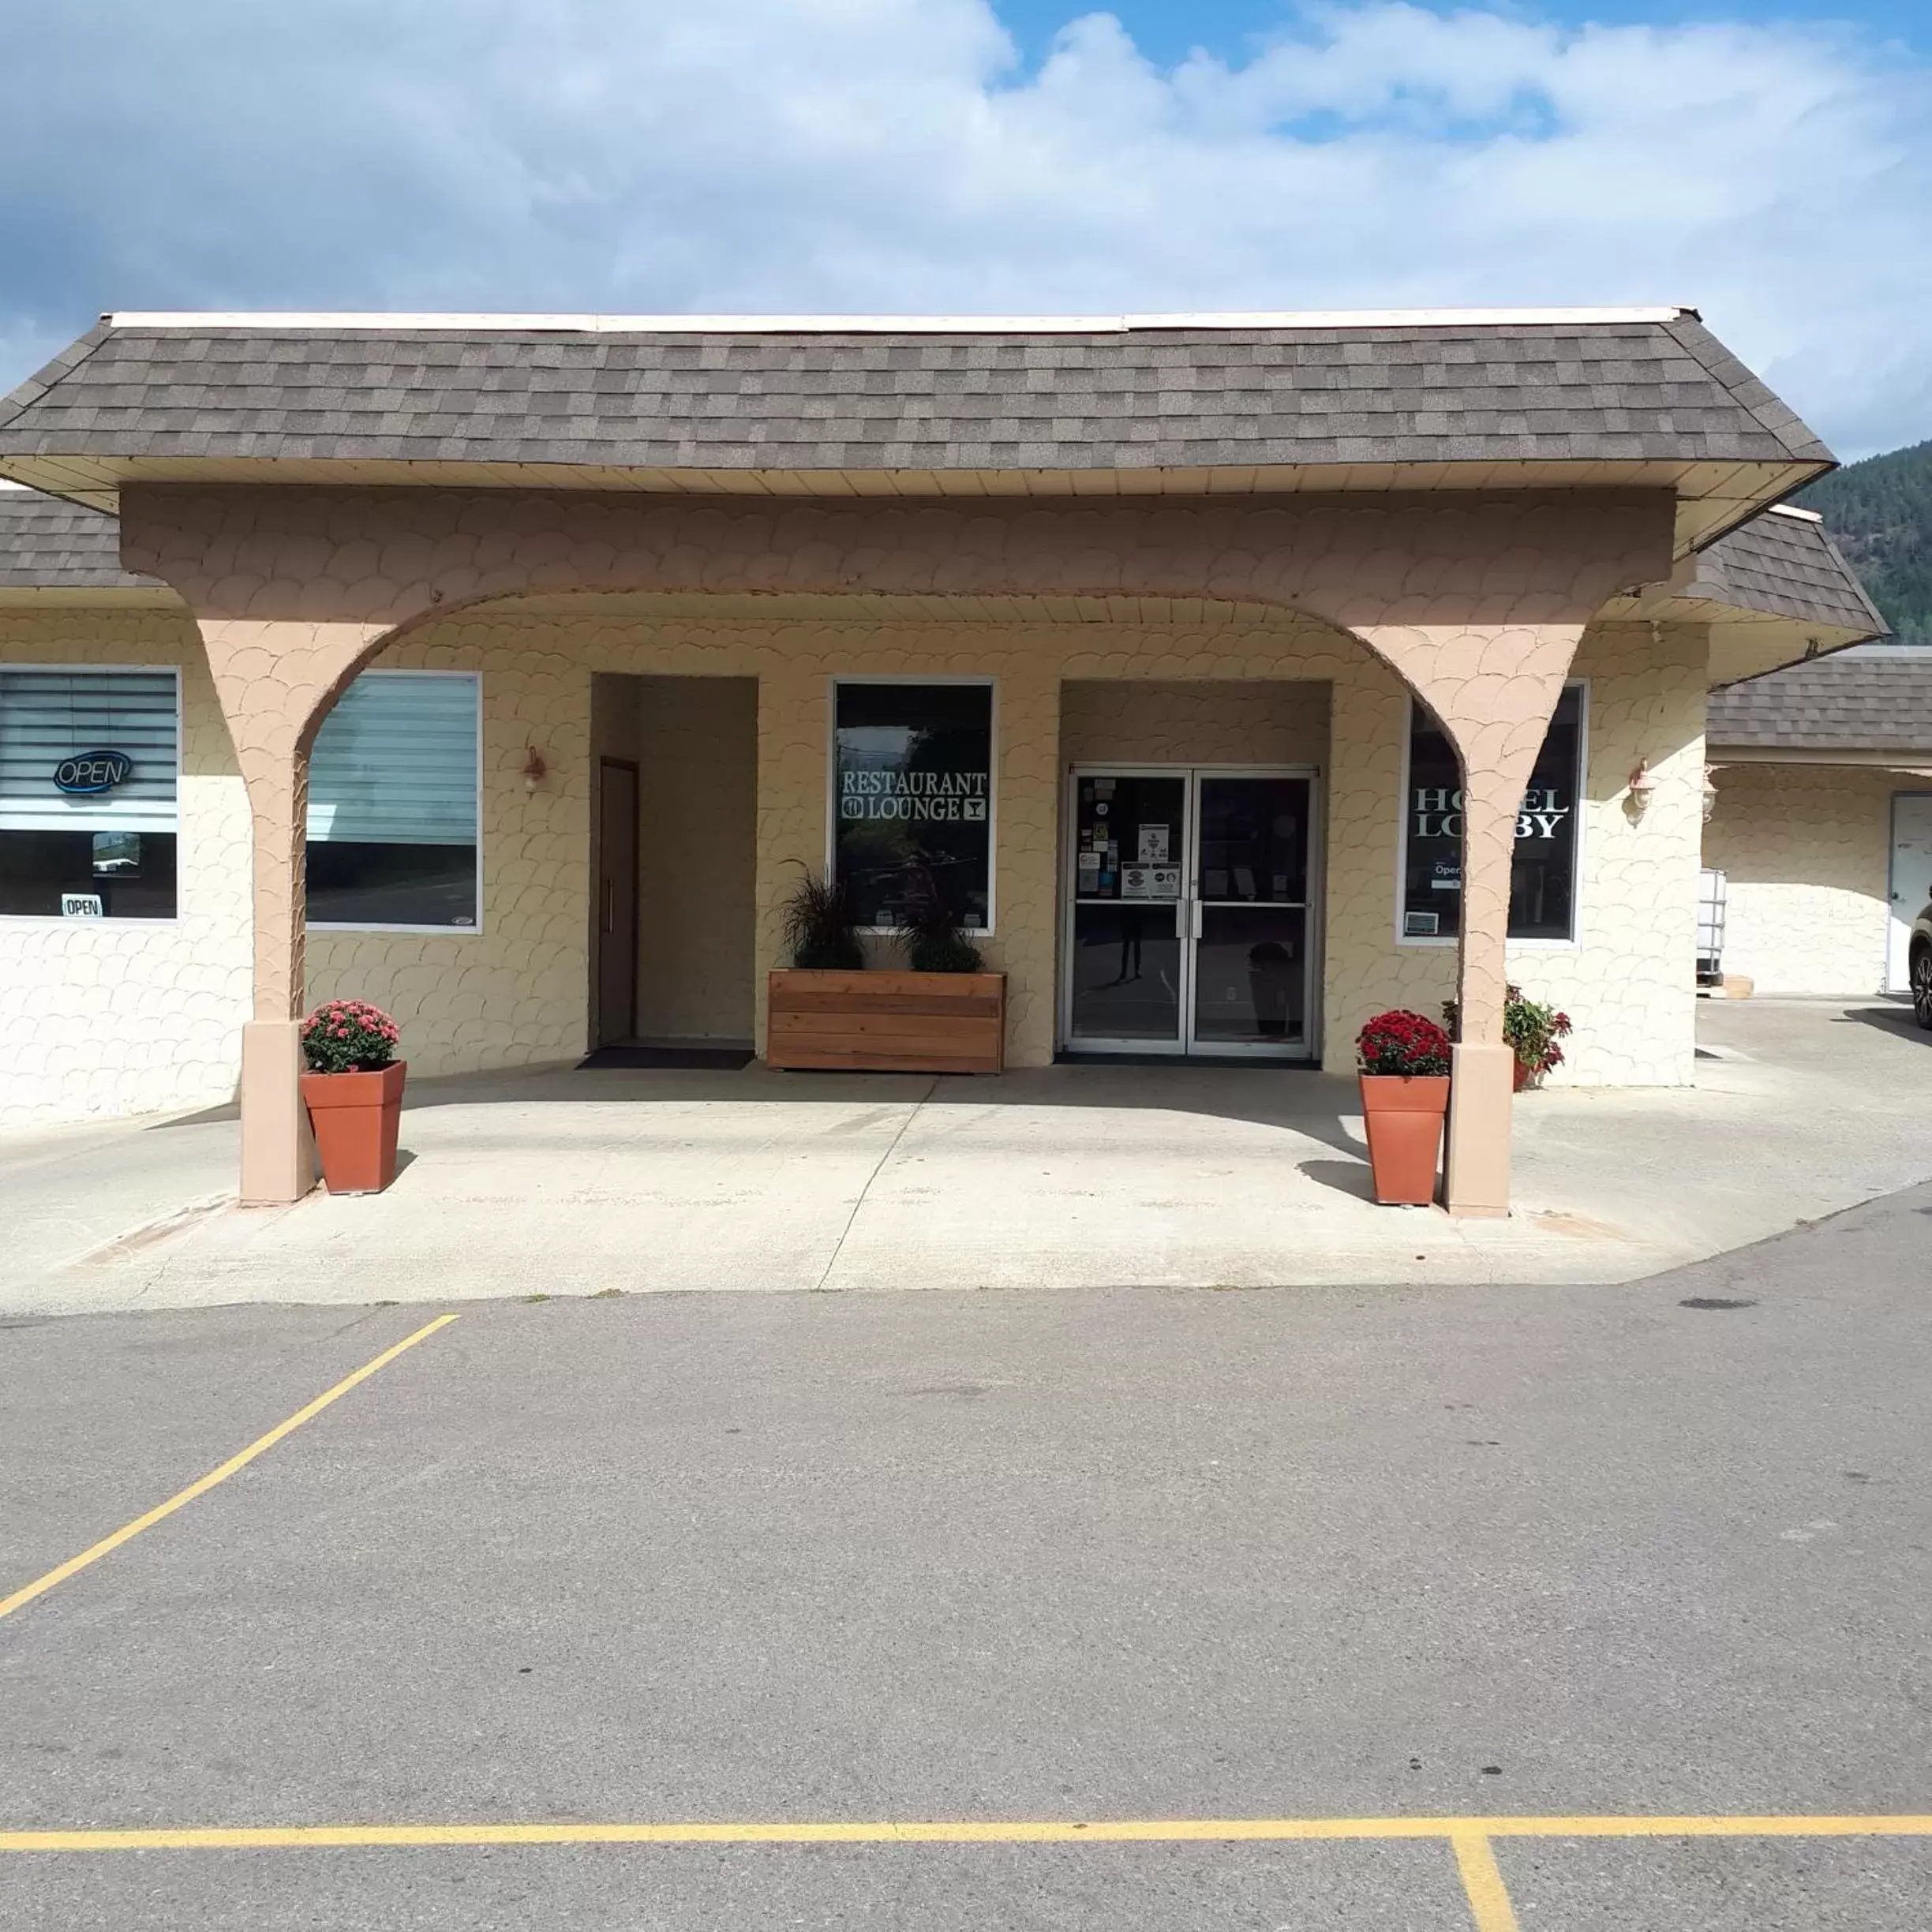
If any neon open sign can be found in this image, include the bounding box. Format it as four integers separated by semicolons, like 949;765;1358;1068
54;750;134;795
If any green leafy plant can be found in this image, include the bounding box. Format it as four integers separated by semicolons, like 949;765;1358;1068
781;866;864;971
300;998;400;1075
896;867;984;974
1442;984;1574;1080
1356;1009;1451;1076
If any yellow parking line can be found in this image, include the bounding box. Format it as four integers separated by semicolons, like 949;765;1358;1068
1451;1833;1519;1932
2;1813;1930;1852
0;1312;460;1623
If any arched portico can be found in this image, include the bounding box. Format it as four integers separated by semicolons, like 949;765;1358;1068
124;484;1676;1213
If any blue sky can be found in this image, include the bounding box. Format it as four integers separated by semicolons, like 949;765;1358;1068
2;1;1929;459
1002;0;1932;65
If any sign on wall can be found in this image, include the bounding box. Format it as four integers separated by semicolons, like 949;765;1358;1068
833;682;993;930
1401;687;1583;942
53;749;135;796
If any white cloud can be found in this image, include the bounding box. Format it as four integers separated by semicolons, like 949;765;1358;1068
1;0;1927;455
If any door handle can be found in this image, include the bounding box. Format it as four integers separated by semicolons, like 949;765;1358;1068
1192;900;1204;940
603;881;615;934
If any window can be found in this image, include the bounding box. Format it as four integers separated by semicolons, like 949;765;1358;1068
307;672;479;930
832;681;993;931
0;668;179;919
1400;684;1584;943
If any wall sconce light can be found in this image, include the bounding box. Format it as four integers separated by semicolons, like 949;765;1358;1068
1702;764;1718;823
522;747;548;793
1627;757;1657;818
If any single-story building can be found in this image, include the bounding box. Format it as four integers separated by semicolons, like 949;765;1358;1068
0;307;1884;1213
1705;638;1932;1002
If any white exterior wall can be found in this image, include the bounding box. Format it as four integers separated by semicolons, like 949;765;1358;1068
1;601;1709;1126
1703;762;1896;995
0;605;252;1131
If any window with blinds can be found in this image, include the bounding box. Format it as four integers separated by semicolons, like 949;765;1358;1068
0;669;179;833
0;668;179;919
306;671;480;929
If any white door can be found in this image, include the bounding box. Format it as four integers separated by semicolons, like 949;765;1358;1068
1887;793;1932;993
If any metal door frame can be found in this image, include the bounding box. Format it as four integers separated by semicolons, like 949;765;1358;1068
1188;764;1324;1061
1058;762;1323;1060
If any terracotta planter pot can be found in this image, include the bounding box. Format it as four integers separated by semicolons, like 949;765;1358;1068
300;1061;406;1195
1513;1056;1533;1093
1358;1073;1450;1206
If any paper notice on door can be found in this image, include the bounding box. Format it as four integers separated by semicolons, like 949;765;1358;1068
1121;865;1181;901
1137;825;1170;863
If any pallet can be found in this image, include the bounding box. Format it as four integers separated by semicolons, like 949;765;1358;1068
766;970;1006;1073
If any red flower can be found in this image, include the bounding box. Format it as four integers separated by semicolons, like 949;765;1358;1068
1357;1009;1452;1077
300;998;401;1075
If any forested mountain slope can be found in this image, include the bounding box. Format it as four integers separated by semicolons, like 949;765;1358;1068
1798;440;1932;642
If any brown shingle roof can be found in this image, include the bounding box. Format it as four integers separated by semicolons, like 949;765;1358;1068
0;486;152;589
1709;646;1932;751
0;311;1833;474
1686;508;1885;636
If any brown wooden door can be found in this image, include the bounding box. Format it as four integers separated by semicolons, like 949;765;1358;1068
597;758;640;1045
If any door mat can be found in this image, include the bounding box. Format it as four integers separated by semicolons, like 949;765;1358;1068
578;1044;756;1070
1052;1052;1318;1070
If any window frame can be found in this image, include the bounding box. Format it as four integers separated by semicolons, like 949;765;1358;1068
305;667;485;938
1393;677;1589;952
0;661;184;927
825;674;998;939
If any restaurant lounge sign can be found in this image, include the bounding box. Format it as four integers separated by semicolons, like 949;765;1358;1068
840;768;988;823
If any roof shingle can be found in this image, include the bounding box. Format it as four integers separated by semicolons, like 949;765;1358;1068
0;486;152;589
0;312;1833;475
1684;508;1884;635
1708;645;1932;751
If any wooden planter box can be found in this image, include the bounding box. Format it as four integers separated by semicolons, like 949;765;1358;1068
766;970;1005;1074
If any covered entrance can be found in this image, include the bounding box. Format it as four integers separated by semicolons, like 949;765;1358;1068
1061;766;1319;1059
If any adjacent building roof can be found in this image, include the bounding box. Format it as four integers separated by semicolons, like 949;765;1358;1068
1709;644;1932;752
1680;505;1885;636
0;309;1832;545
0;482;152;589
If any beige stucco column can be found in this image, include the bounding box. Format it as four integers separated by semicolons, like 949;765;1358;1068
993;663;1061;1067
198;620;391;1204
1354;623;1589;1216
752;659;829;1055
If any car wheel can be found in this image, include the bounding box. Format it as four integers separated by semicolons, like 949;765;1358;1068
1914;945;1932;1031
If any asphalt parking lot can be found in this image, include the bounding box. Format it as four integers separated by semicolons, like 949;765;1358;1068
3;1181;1930;1929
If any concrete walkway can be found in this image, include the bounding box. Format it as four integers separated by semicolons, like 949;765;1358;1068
5;999;1930;1314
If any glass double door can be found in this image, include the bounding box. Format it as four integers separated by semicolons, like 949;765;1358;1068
1062;767;1317;1058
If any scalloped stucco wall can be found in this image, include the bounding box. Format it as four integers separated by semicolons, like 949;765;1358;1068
1316;619;1707;1086
2;601;1708;1122
0;606;252;1129
302;628;590;1077
1703;762;1897;995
